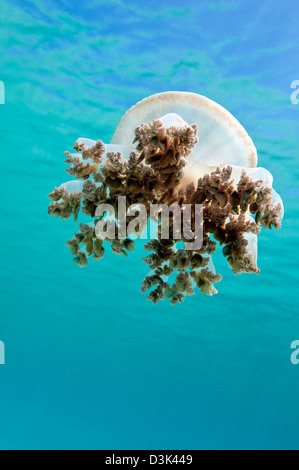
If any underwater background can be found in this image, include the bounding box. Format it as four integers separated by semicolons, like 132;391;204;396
0;0;298;450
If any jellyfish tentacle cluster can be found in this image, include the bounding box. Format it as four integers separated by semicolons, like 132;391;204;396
48;92;283;305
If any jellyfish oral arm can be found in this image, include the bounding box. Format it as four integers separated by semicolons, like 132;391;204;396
47;91;284;305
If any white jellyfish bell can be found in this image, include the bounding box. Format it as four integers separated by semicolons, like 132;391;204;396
49;92;284;304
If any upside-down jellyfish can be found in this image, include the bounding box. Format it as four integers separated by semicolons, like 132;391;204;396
48;92;284;305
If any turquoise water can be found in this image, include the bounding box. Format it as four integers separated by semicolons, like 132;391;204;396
0;0;298;450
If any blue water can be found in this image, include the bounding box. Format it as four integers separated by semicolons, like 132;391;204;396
0;0;298;450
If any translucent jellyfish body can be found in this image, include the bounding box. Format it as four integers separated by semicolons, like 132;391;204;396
48;92;284;304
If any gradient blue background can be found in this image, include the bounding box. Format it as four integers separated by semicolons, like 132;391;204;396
0;0;298;450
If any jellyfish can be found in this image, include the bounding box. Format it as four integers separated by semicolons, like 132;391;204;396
48;92;284;305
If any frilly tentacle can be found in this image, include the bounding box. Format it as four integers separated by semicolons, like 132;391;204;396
47;114;283;305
